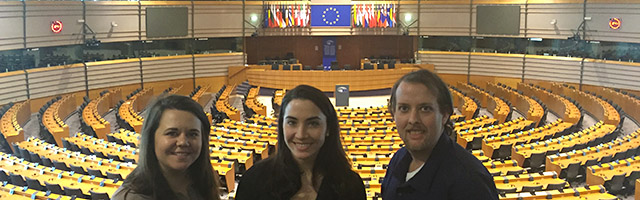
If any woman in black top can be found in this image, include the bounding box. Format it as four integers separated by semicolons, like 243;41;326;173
112;95;220;200
235;85;366;200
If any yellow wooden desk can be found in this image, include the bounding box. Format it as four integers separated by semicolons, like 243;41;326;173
484;160;525;176
1;100;29;149
0;153;119;197
457;118;534;149
511;122;614;167
482;121;572;158
494;171;568;193
636;179;640;200
43;95;75;146
17;139;135;180
472;150;491;162
83;89;121;140
500;185;616;200
546;131;640;176
0;182;81;200
586;155;640;186
66;133;138;162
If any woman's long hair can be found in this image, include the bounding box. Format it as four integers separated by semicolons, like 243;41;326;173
263;85;353;198
123;95;220;200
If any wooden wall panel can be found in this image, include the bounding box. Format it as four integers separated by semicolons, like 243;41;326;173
0;2;25;51
85;2;141;43
470;53;524;78
26;64;86;99
526;3;583;39
417;51;469;74
0;71;28;105
419;4;471;36
87;59;141;90
243;5;262;36
194;53;243;78
141;56;193;83
245;36;323;66
585;3;640;43
524;56;582;83
193;3;244;38
24;1;84;48
582;60;640;91
246;36;415;68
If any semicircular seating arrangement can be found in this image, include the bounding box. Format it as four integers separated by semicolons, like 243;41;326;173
1;78;639;200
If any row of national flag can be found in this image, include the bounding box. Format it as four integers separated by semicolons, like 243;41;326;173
264;4;396;28
352;4;397;28
264;4;310;28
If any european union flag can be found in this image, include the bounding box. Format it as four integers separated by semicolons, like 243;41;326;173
310;5;352;27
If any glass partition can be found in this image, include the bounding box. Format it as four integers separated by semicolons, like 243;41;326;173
419;36;471;52
139;39;190;58
84;41;140;61
0;49;27;72
472;37;527;54
597;41;640;62
192;37;242;54
419;36;640;63
30;45;83;68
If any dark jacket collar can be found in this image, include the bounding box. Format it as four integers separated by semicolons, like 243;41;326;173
392;132;452;191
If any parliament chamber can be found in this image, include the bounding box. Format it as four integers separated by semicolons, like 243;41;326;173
1;0;640;199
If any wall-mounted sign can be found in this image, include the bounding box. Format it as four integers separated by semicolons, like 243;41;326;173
609;18;621;30
51;20;63;33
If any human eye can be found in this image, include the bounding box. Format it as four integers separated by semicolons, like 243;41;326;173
308;120;320;127
165;130;179;136
286;120;297;126
188;131;200;137
397;105;409;112
420;106;433;112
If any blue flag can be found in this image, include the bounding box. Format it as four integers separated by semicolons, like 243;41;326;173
311;5;352;27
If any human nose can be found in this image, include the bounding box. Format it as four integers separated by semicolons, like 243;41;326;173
407;108;420;124
176;133;190;147
295;124;309;139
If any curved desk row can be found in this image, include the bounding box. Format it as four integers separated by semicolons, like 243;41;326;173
192;85;212;108
486;82;544;127
517;82;581;125
0;100;30;149
457;82;510;124
552;83;620;127
119;88;152;133
600;88;640;124
43;95;76;146
246;66;429;92
83;89;121;140
246;87;266;116
450;88;479;121
215;85;240;121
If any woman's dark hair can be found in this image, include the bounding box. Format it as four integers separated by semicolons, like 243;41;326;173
389;69;454;133
263;84;353;198
124;95;219;200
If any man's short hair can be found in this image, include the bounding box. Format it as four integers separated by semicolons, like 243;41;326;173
389;69;453;119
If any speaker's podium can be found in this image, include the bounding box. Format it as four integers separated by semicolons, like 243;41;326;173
335;85;349;107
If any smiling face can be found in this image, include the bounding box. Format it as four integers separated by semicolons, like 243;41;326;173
283;99;328;165
154;109;203;175
393;81;449;155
